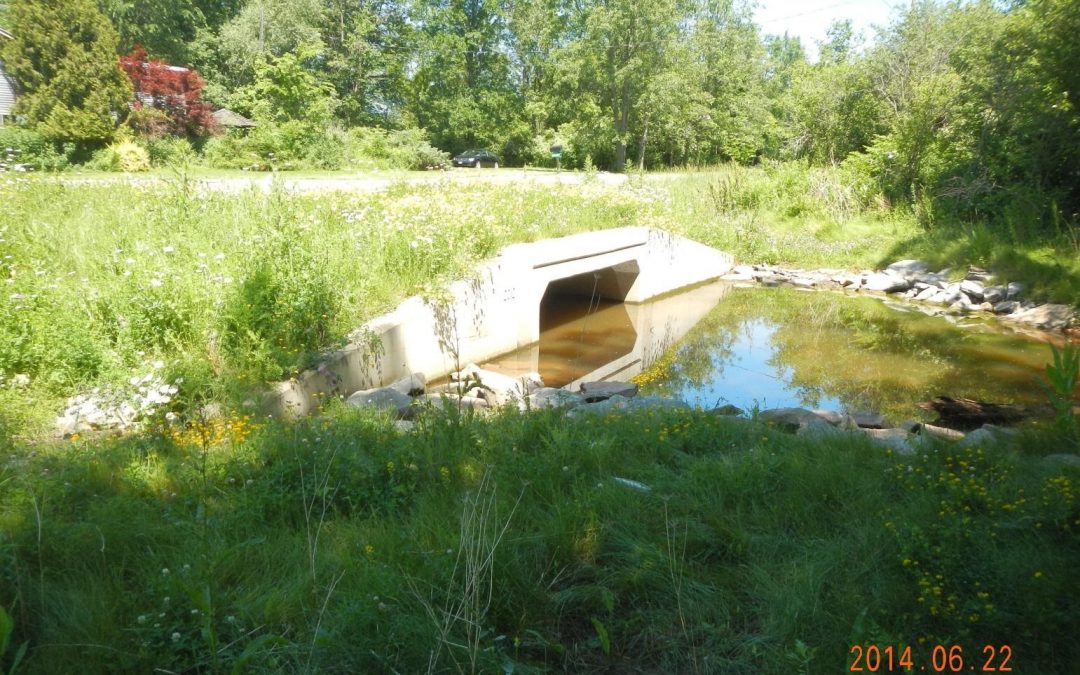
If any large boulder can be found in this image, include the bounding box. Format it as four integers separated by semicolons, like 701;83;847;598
529;387;585;410
346;387;414;417
863;272;911;293
571;394;689;416
1004;304;1075;330
886;260;929;278
759;407;851;432
580;380;638;402
388;372;427;397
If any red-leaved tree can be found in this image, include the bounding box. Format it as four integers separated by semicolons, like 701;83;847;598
120;45;215;137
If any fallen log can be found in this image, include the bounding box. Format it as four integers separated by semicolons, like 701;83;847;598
917;396;1066;429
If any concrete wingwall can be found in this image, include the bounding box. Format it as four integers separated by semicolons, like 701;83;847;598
272;227;734;416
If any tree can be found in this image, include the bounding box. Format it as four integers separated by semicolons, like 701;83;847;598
97;0;207;66
119;45;214;137
0;0;131;148
230;45;338;125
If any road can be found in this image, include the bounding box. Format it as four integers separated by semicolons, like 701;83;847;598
59;168;630;194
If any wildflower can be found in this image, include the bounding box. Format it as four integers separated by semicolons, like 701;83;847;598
149;278;163;288
1034;571;1044;579
171;632;181;642
163;246;175;254
137;615;147;624
161;568;170;576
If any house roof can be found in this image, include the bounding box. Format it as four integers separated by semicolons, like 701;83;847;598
211;108;256;128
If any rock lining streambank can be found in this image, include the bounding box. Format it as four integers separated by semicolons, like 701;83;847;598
720;259;1076;332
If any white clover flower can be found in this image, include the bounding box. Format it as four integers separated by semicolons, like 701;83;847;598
161;568;170;575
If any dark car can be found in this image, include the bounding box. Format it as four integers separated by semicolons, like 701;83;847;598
452;149;499;168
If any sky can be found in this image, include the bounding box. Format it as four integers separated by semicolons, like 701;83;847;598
753;0;900;60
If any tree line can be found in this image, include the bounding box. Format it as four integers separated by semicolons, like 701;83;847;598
1;0;1078;228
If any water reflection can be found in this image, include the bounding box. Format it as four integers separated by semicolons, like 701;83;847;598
478;280;732;389
468;283;1061;420
640;287;1060;418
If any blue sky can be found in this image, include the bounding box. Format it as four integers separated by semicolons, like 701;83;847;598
753;0;900;60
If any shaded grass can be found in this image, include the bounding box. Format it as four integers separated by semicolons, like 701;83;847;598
0;405;1077;673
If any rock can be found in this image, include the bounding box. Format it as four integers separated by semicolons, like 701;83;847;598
918;423;966;441
612;477;651;492
960;424;1017;448
959;279;985;300
420;393;490;412
863;272;911;293
388;372;427;397
580;380;639;402
797;419;849;438
886;260;929;277
1003;304;1075;330
982;285;1007;304
965;266;993;282
528;387;584;410
759;407;845;432
570;394;689;416
992;300;1019;314
1006;281;1025;300
712;404;744;416
931;289;961;306
452;364;543;406
914;286;939;302
346;387;414;417
859;428;916;454
1043;454;1080;469
851;412;889;429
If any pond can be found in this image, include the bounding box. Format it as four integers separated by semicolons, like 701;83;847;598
474;282;1067;421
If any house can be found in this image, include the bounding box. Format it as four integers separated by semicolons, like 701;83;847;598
0;26;15;125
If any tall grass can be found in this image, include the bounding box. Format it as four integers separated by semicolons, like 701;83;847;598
1;404;1077;672
1;166;1078;673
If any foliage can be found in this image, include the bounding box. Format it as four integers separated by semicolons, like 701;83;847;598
1041;343;1079;444
88;139;152;172
0;0;131;148
346;127;449;170
119;45;215;138
0;401;1077;672
229;45;338;126
0;127;69;171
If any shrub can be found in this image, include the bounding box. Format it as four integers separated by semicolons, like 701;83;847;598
346;127;449;170
146;137;196;167
89;140;152;172
0;127;69;171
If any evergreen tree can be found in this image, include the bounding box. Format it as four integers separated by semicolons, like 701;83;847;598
1;0;131;148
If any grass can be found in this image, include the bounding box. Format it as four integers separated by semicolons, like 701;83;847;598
1;404;1077;673
1;162;1078;672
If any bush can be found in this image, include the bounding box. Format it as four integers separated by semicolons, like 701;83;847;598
88;140;152;172
0;127;69;171
347;127;449;170
203;121;345;171
146;137;196;167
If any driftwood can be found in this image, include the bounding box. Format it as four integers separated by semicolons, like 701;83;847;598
917;396;1060;430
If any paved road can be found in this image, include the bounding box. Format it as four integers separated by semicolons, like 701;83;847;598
61;168;629;194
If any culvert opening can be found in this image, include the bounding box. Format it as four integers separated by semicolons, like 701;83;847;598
535;261;641;386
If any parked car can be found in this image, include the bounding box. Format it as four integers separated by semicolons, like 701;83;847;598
452;149;499;168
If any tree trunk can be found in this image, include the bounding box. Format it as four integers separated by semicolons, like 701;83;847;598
637;116;649;171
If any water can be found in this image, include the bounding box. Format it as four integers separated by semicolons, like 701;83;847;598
476;283;1069;420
